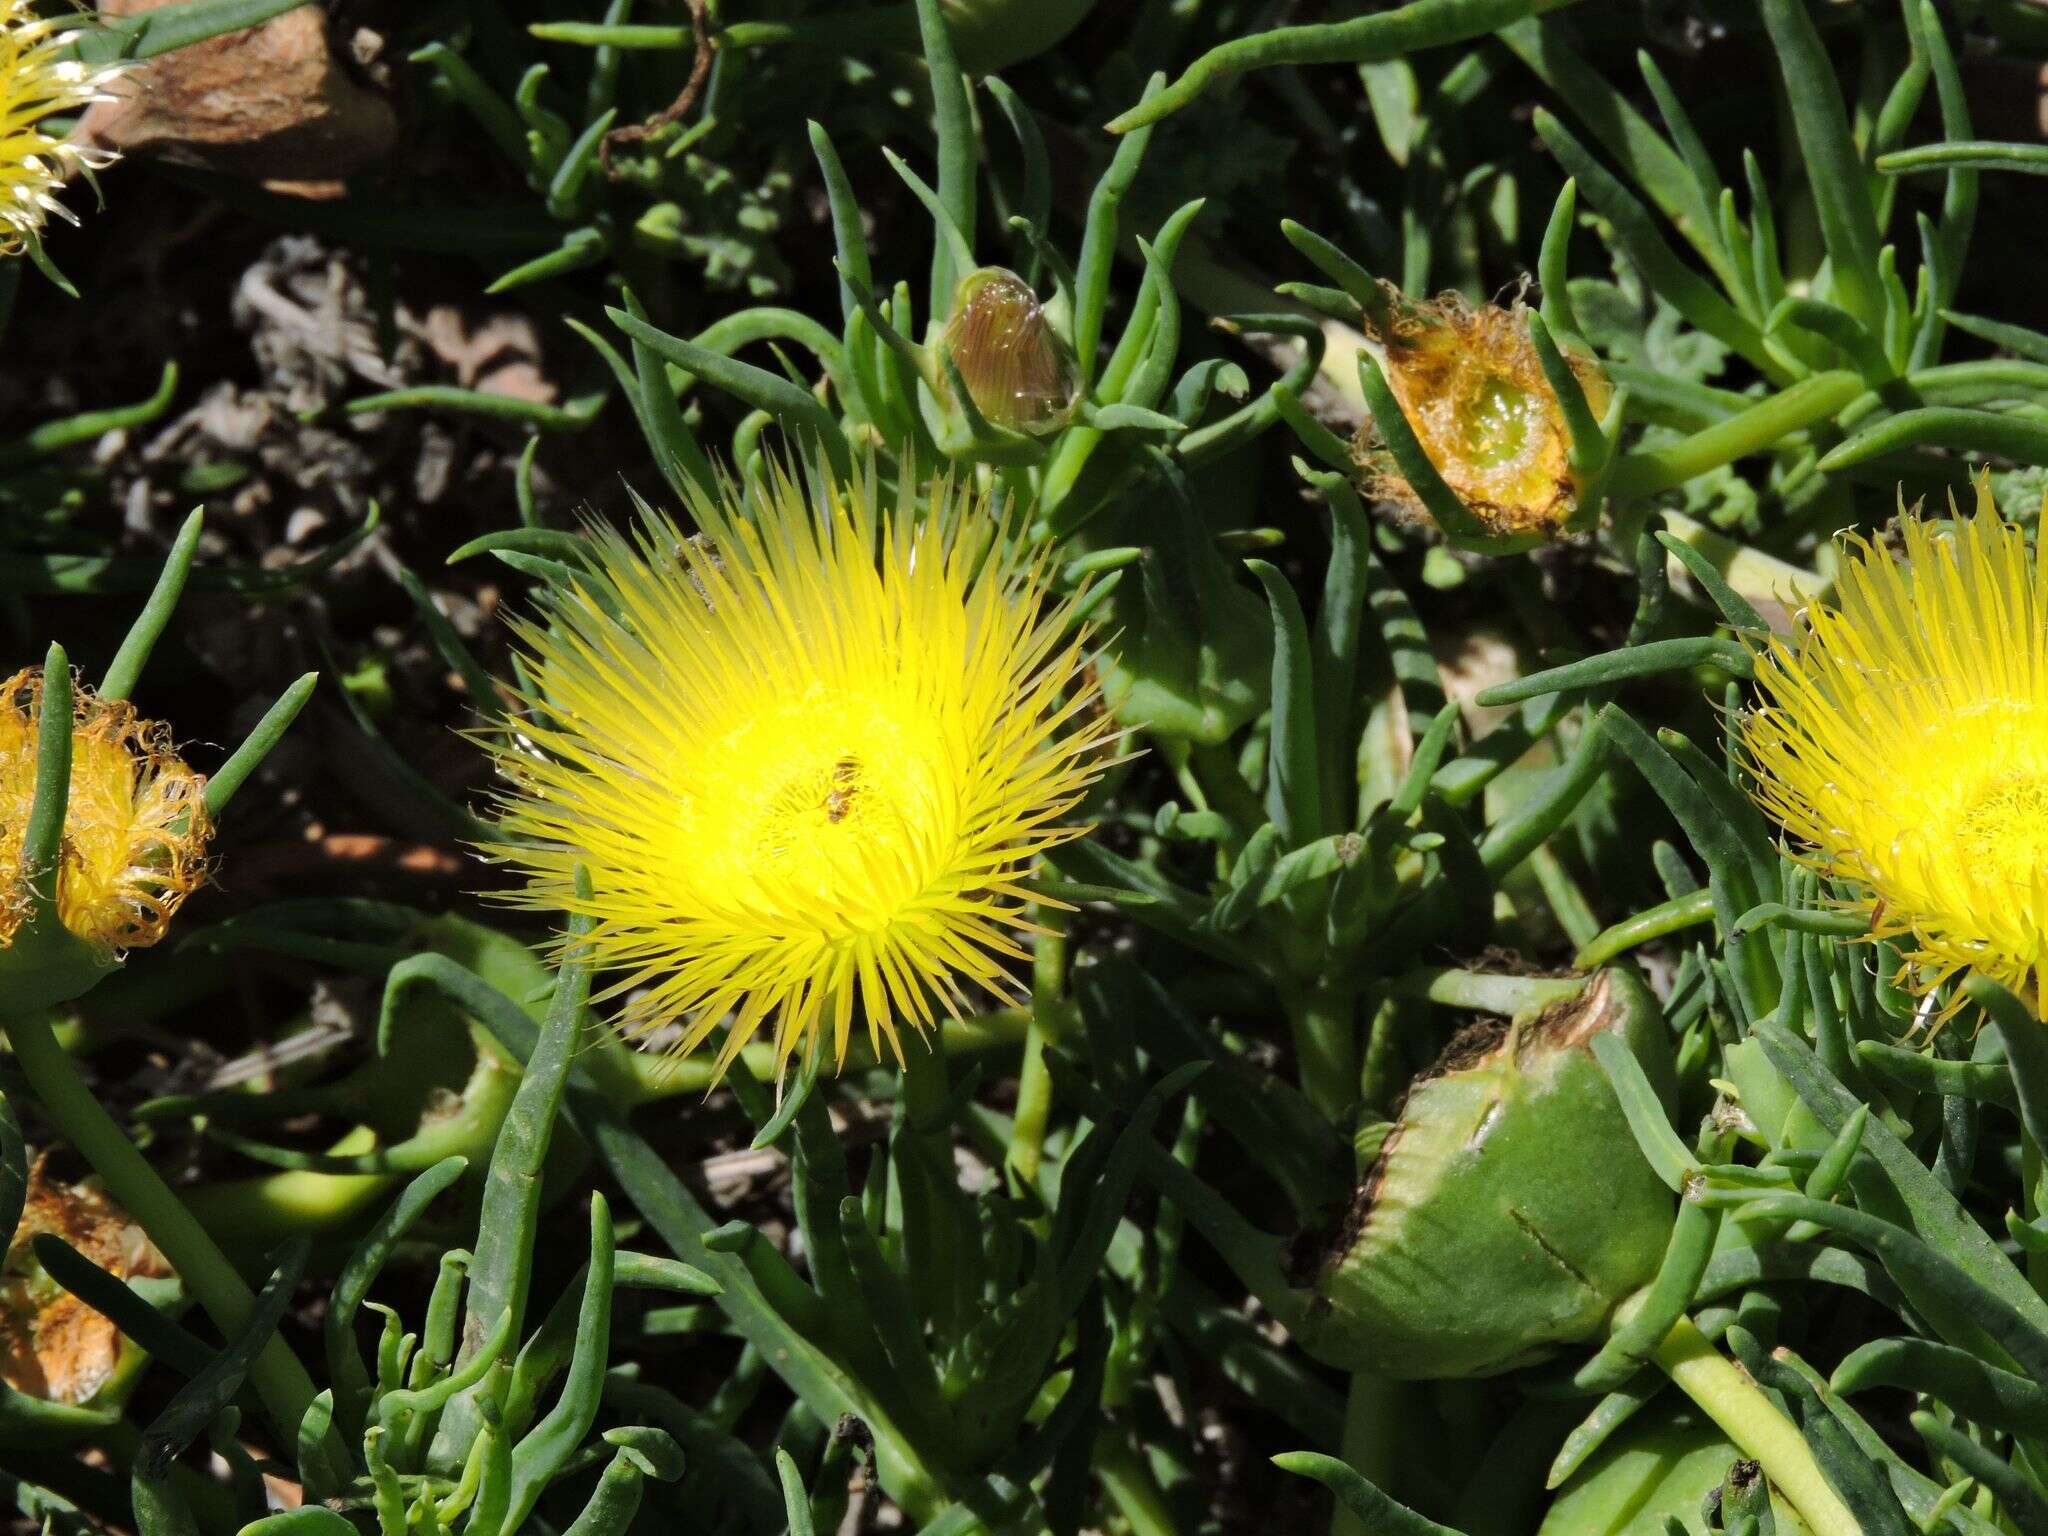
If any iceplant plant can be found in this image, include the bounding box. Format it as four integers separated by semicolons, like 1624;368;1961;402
0;511;331;1473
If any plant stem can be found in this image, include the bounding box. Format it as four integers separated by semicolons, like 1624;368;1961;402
4;1007;326;1453
1331;1374;1401;1536
1652;1316;1859;1536
1189;741;1269;838
1607;370;1863;498
1575;888;1717;969
613;1007;1034;1102
1387;968;1586;1016
1095;1427;1182;1536
1008;909;1066;1188
1287;983;1359;1123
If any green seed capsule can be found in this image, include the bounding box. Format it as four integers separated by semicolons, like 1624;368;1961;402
1301;968;1676;1378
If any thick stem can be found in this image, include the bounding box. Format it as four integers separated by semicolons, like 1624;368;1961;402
1387;968;1586;1017
1652;1316;1859;1536
616;1007;1032;1103
1331;1374;1402;1536
5;1007;327;1455
1607;370;1863;499
1095;1427;1182;1536
1287;984;1359;1123
1008;909;1066;1188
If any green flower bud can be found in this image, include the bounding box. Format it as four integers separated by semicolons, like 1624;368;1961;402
1300;969;1676;1377
940;0;1097;72
938;267;1080;437
1539;1406;1738;1536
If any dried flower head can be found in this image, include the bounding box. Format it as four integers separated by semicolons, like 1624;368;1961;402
0;1;121;254
1746;481;2048;1007
1;1154;169;1404
939;267;1080;436
0;669;210;953
1355;287;1609;539
487;462;1118;1081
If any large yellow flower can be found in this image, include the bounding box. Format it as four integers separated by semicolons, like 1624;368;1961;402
488;463;1116;1079
0;669;210;953
0;1;120;255
1746;484;2048;1005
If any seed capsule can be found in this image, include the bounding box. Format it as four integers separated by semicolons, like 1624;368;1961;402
1357;288;1611;541
1301;969;1675;1378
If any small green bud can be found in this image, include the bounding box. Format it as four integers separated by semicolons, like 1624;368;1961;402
939;268;1079;437
1300;969;1676;1378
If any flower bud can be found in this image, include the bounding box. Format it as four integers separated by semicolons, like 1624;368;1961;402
1299;969;1675;1378
938;267;1080;437
0;669;210;1011
940;0;1097;72
1357;289;1610;542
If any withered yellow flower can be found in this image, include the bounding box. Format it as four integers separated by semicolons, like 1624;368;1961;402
0;1;121;254
1357;288;1609;540
1746;483;2048;1006
0;669;210;953
488;463;1117;1081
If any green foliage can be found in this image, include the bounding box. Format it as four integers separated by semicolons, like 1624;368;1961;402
20;1;2048;1534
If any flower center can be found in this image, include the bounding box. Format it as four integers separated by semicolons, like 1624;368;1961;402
682;690;956;931
1456;375;1536;471
1951;769;2048;886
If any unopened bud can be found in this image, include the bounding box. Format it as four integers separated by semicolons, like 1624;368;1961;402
940;268;1080;437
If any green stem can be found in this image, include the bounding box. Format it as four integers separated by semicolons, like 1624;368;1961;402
1188;741;1269;838
1286;984;1359;1123
615;1007;1033;1103
1575;888;1717;969
1652;1316;1859;1536
1331;1374;1401;1536
1607;370;1863;498
1009;910;1066;1188
1095;1427;1182;1536
4;1008;327;1454
1387;968;1586;1016
1527;844;1602;950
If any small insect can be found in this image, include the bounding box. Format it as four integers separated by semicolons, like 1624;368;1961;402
824;757;860;824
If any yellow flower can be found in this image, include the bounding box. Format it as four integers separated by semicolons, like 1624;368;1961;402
1745;482;2048;1006
488;463;1117;1080
1357;288;1609;540
0;669;210;953
0;1;121;255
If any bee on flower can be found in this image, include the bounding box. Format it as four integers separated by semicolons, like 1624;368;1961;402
1745;479;2048;1010
0;0;123;255
0;669;210;956
486;460;1118;1082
